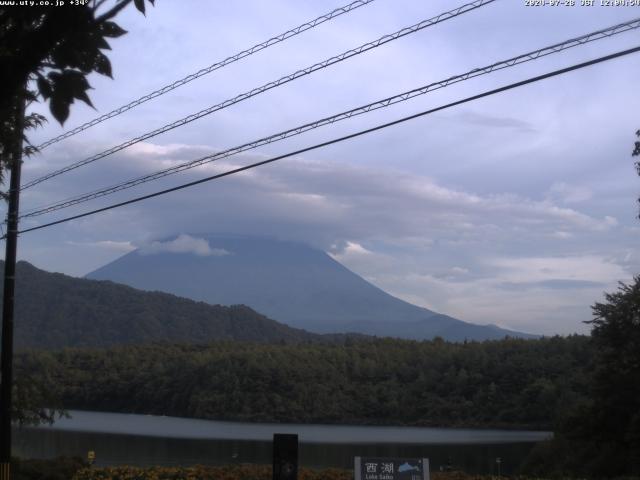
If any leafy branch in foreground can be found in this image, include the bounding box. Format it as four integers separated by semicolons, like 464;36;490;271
0;0;155;185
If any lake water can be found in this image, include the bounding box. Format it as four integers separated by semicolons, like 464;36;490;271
13;410;551;475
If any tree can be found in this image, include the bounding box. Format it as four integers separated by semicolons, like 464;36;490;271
530;278;640;478
633;130;640;218
0;0;155;431
585;277;640;475
0;0;155;178
527;134;640;477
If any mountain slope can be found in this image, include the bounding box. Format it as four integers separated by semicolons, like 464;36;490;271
3;260;324;349
87;235;536;341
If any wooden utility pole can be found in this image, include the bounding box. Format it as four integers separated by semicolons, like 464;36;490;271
0;93;26;480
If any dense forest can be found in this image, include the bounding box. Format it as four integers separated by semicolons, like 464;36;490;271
16;335;591;430
13;277;640;477
9;263;639;476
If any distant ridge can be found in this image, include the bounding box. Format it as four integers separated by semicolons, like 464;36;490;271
2;260;331;350
87;234;537;341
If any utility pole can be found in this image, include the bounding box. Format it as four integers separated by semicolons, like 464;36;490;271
0;92;26;480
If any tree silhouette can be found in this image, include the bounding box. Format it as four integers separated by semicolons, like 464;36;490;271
0;0;155;427
0;0;155;179
633;130;640;218
586;277;640;475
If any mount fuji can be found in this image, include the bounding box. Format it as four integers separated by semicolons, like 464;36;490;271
87;235;536;341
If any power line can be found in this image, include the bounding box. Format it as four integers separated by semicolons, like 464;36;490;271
21;0;496;190
14;45;640;238
20;16;640;219
34;0;377;151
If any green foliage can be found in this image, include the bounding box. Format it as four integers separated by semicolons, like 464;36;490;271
71;465;519;480
11;456;86;480
0;0;155;187
574;276;640;476
6;259;344;426
0;93;46;191
588;277;640;447
17;336;592;430
72;465;349;480
633;130;640;218
70;465;554;480
523;277;640;478
0;0;154;124
11;348;67;426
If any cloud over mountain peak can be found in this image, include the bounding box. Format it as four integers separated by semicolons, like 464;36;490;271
139;234;230;257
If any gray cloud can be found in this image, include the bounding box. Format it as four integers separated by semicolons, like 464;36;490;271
449;110;537;133
13;140;636;334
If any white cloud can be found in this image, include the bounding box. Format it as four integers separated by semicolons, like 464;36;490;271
546;182;593;204
121;143;217;172
362;266;616;335
338;241;372;256
139;234;230;257
489;255;628;285
66;240;137;253
450;266;469;275
449;110;536;133
328;241;396;275
125;143;197;157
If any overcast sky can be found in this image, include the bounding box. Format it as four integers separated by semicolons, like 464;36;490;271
9;0;640;335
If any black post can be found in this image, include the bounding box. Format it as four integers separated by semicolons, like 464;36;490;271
273;433;298;480
0;94;25;480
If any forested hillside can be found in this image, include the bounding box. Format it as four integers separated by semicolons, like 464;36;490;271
2;261;332;349
17;335;592;429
